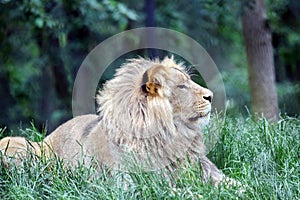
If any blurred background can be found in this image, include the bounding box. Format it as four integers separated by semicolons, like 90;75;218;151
0;0;299;134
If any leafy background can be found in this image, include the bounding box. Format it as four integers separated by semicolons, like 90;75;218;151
0;0;299;133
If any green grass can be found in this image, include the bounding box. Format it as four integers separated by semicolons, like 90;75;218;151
0;116;299;199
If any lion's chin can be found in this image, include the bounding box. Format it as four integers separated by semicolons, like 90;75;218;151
188;111;211;121
188;111;211;129
198;115;210;129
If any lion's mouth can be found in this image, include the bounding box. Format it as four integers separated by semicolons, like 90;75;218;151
188;111;211;122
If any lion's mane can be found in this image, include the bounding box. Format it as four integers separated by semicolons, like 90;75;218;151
95;57;206;169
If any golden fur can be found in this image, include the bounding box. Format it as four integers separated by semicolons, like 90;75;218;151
0;137;47;167
0;57;225;184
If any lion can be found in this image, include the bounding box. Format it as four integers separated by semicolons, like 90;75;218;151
0;56;226;185
0;136;46;167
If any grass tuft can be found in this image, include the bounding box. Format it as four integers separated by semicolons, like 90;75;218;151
0;116;299;199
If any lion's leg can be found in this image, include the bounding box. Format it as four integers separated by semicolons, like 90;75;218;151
0;137;28;167
0;137;45;167
200;156;225;186
200;156;244;191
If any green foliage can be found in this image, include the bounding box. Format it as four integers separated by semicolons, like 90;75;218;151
0;127;6;138
0;0;299;131
266;0;300;82
222;67;300;117
221;68;250;116
0;116;299;199
277;82;300;116
209;116;300;199
19;122;47;142
0;0;138;131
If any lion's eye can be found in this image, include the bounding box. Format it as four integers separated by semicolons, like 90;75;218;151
177;84;187;89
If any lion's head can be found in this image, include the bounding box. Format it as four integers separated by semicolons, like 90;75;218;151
96;57;213;169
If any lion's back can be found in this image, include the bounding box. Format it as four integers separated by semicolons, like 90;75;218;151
44;114;112;167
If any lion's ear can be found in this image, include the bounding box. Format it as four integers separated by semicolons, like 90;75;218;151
141;65;167;97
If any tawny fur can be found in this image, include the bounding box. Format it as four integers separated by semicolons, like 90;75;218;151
0;137;49;167
0;57;225;184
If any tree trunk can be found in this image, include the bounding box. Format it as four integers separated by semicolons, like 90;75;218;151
144;0;158;58
242;0;279;121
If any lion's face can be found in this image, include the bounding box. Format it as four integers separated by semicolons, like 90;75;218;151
141;58;213;129
168;68;213;127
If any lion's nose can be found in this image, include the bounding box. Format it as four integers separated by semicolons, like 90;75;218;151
202;89;213;103
203;95;212;103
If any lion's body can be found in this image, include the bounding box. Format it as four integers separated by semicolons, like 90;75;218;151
44;114;114;168
0;136;44;167
0;57;225;184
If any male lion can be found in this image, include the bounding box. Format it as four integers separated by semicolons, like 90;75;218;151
0;57;225;185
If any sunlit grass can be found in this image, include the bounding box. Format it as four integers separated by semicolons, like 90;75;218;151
0;116;299;199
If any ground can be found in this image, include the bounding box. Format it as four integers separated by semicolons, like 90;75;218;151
0;115;299;199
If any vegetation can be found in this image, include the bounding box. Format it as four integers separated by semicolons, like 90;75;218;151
1;115;299;199
0;1;299;199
